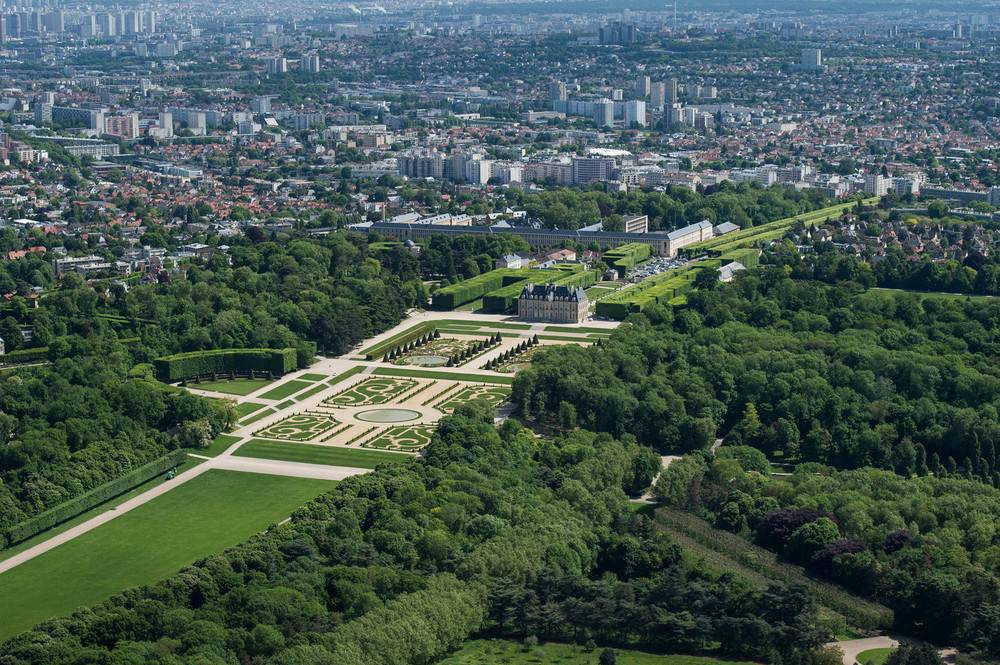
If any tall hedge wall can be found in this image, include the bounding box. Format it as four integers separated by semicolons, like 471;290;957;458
3;449;188;548
604;243;653;275
154;348;297;382
431;270;511;309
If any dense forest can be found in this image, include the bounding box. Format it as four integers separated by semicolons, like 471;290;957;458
511;269;1000;656
0;403;841;665
513;270;1000;482
655;453;1000;657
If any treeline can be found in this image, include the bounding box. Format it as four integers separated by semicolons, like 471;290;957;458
513;269;1000;485
514;180;832;231
0;405;837;665
655;451;1000;658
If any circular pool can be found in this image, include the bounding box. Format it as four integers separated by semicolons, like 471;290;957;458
356;408;421;423
406;355;449;366
503;362;532;373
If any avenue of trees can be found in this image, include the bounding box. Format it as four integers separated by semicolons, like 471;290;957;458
0;403;839;665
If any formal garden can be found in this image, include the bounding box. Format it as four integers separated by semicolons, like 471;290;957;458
435;385;512;413
324;377;418;407
254;412;341;441
362;425;437;452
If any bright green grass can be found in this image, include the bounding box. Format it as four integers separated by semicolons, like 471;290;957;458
857;648;895;665
374;367;515;385
259;380;312;400
437;639;755;665
193;378;273;395
198;434;242;457
240;408;275;426
438;321;531;330
295;383;329;400
328;366;364;386
544;325;617;333
236;401;266;419
0;460;205;566
0;470;335;642
536;335;597;342
298;373;327;381
456;298;484;312
235;439;409;468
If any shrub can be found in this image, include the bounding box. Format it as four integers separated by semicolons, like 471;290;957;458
153;348;296;382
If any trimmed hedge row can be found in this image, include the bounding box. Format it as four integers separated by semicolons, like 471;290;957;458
482;267;597;314
431;270;512;309
0;347;49;365
603;243;653;275
154;348;297;382
3;449;188;548
365;322;437;360
679;198;879;258
720;247;761;268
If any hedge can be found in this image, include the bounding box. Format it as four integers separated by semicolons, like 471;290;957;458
603;243;653;275
0;347;49;364
482;267;597;313
679;198;879;258
364;321;437;360
431;269;511;309
719;247;761;269
3;449;188;548
154;348;297;382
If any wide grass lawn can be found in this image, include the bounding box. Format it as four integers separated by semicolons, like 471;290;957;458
197;434;242;457
235;439;409;468
0;470;335;642
236;401;266;419
195;378;273;395
438;639;755;665
857;648;895;665
259;380;312;400
298;373;327;382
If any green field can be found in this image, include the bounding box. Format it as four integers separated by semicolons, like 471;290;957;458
240;408;275;426
199;434;242;457
298;373;327;381
327;366;364;385
857;648;895;665
0;470;335;642
235;439;409;468
374;367;515;385
295;383;330;400
438;639;756;665
236;401;266;419
194;378;273;395
259;380;312;400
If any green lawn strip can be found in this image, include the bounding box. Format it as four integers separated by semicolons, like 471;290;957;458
274;399;295;410
259;380;312;401
437;639;756;665
236;402;266;419
361;323;438;356
298;373;326;381
235;439;409;468
0;470;335;642
196;434;242;457
240;408;276;426
856;648;895;665
0;458;206;566
373;367;515;385
543;325;617;333
536;334;599;343
191;378;274;395
294;383;329;400
327;365;364;386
